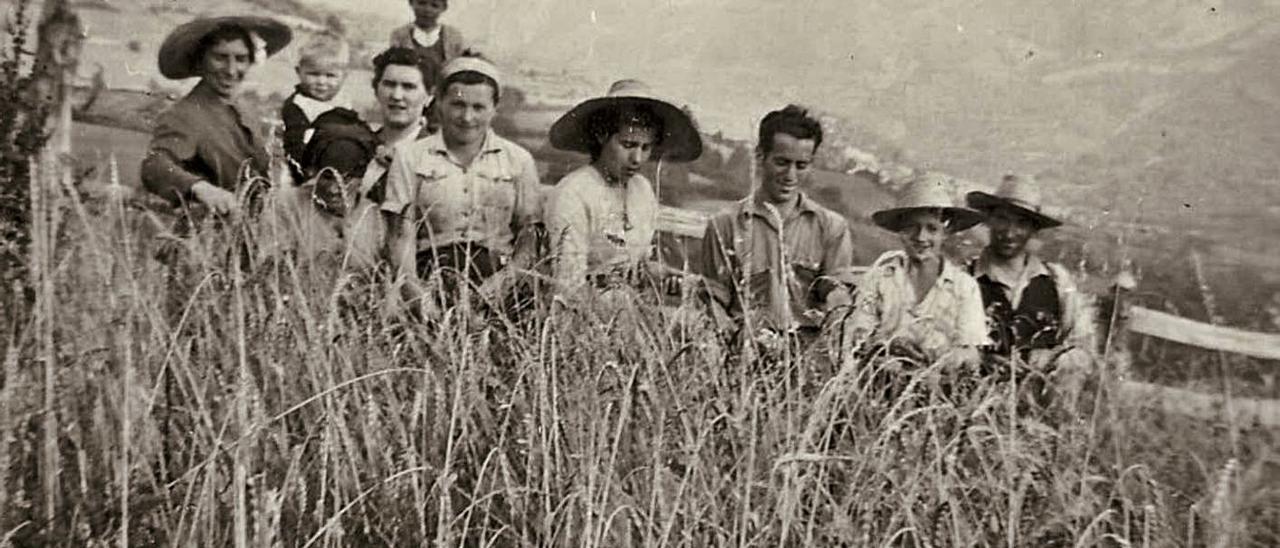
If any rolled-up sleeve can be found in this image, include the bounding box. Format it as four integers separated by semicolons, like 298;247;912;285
1052;266;1098;353
547;187;589;289
141;110;204;205
955;276;992;347
817;220;858;300
379;143;417;216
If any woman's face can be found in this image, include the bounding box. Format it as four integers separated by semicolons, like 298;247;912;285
375;64;430;129
438;82;496;147
201;38;253;99
596;123;657;182
898;209;949;262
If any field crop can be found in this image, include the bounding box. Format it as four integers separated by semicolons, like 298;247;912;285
0;172;1276;547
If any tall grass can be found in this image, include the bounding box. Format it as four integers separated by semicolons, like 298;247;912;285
0;164;1276;547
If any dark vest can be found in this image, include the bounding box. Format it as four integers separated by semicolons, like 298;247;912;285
975;272;1062;356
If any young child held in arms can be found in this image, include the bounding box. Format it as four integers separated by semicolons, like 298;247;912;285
282;32;372;183
389;0;468;68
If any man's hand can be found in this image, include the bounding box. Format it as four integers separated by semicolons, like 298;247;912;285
645;260;687;296
191;181;238;215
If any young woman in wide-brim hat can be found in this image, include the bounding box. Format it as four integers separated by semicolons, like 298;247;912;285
141;15;292;222
843;172;990;368
544;79;703;298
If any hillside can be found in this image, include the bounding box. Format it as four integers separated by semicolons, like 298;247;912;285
25;0;1280;301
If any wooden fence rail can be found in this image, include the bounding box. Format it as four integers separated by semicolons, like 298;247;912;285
655;204;1280;428
1127;306;1280;362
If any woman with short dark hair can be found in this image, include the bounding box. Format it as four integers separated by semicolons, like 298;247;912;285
140;16;292;223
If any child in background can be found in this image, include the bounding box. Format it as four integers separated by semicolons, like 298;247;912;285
282;32;370;183
389;0;468;68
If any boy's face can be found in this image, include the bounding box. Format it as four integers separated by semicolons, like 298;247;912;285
898;210;948;262
297;59;347;102
984;207;1037;260
410;0;448;26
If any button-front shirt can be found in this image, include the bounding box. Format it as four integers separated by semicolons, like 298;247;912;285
847;250;991;356
971;251;1096;354
546;165;659;288
141;80;270;205
701;192;858;330
380;129;541;258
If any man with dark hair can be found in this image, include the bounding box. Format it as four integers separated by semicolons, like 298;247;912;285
701;105;857;340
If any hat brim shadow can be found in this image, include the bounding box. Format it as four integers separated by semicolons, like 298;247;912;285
549;96;703;163
966;192;1063;229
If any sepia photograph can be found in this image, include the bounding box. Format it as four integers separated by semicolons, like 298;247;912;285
0;0;1278;545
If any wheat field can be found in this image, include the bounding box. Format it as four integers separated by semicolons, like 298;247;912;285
0;165;1274;548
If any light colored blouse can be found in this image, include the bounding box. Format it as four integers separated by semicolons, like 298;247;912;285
380;129;541;258
546;164;659;288
847;250;991;357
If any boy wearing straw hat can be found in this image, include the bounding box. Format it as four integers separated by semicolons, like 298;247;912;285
701;105;857;338
966;175;1097;404
845;172;989;367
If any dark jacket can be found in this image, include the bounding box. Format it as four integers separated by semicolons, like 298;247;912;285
141;80;270;206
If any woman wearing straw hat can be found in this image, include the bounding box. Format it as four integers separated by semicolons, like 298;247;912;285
966;174;1097;407
140;16;292;220
544;79;702;296
845;172;989;367
381;54;543;313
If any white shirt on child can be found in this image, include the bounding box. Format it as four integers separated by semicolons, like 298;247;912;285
291;93;353;145
411;25;442;48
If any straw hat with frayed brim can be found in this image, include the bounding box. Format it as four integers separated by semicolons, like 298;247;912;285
872;173;984;233
966;174;1063;229
158;16;292;80
549;79;703;163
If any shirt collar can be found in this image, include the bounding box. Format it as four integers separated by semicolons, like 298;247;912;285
291;89;351;122
739;191;818;226
878;250;961;287
972;250;1050;288
412;25;442;47
422;128;503;162
191;80;249;117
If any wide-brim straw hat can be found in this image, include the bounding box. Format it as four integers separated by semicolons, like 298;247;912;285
872;172;984;232
549;79;703;163
158;16;292;80
966;174;1063;229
